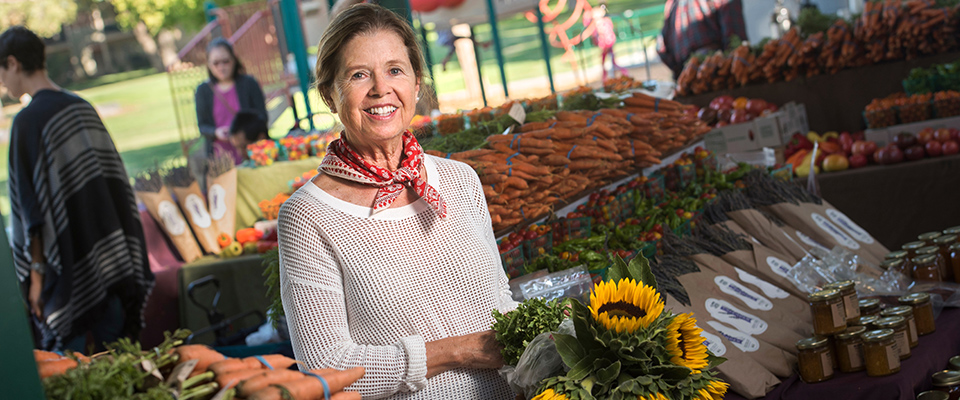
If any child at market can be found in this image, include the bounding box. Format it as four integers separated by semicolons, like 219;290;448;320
226;109;269;164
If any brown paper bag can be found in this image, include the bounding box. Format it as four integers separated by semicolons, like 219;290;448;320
666;294;795;382
774;202;883;265
711;220;759;244
169;182;221;255
138;186;202;263
727;208;810;262
690;252;812;331
675;270;805;354
206;168;237;238
814;199;891;262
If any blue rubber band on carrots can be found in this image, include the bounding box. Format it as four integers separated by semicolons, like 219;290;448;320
305;372;331;400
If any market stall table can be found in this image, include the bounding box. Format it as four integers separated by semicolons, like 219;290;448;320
816;153;960;250
726;307;960;400
235;157;320;229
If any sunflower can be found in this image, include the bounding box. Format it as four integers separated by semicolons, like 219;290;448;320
532;388;570;400
589;278;664;334
638;393;669;400
705;380;729;399
665;313;709;371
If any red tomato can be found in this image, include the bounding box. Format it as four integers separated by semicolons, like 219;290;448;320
943;140;960;155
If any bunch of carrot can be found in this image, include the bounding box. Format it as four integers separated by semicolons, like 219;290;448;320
36;342;364;400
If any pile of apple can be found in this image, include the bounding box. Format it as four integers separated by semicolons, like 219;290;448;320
696;95;778;127
873;128;960;165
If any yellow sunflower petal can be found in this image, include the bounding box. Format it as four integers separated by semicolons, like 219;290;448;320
532;388;570;400
589;278;665;334
666;313;710;371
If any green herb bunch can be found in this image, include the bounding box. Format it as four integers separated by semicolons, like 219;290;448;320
492;297;571;366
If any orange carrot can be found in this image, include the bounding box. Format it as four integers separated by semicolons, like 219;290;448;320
34;350;62;362
38;358;78;379
247;386;284;400
274;367;365;399
216;369;271;389
238;369;308;397
504;177;529;190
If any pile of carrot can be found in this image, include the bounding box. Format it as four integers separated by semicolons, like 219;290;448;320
676;1;959;96
426;93;710;232
36;344;364;400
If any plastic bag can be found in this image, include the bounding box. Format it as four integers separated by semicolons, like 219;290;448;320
500;319;575;399
518;266;593;302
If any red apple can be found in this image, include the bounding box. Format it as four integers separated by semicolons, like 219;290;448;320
852;140;878;156
951;128;960;142
839;132;855;155
943;140;959;155
925;141;942;157
730;109;749;124
877;144;904;164
904;145;926;161
934;128;953;143
917;128;935;145
710;95;734;110
849;153;868;169
745;98;767;115
893;133;918;149
718;109;733;123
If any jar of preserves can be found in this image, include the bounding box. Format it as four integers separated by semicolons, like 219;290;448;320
881;306;918;348
913;254;943;282
950;355;960;371
881;258;910;278
918;246;949;281
874;316;911;360
899;292;936;336
904;241;929;259
797;337;835;383
859;298;882;317
944;226;960;238
824;280;860;324
951;243;960;284
862;329;901;377
920;231;943;246
935;235;958;282
858;315;880;327
918;391;951;400
932;370;960;400
834;326;866;373
809;289;847;335
886;250;910;261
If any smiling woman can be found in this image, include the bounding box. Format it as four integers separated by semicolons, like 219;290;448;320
276;4;518;400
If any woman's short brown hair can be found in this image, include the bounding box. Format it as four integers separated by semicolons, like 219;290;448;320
315;3;425;109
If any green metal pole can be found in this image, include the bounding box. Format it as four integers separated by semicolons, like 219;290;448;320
279;0;315;131
534;7;555;94
379;0;413;24
418;19;435;83
0;218;46;400
483;0;509;98
470;26;489;107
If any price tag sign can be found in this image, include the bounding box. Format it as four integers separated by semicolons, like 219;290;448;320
508;102;526;125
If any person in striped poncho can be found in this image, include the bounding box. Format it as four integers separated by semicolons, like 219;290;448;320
1;26;153;352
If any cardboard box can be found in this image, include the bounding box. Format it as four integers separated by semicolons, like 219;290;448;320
704;107;805;154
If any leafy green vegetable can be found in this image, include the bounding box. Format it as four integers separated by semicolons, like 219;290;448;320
262;247;284;326
797;7;836;35
492;297;570;366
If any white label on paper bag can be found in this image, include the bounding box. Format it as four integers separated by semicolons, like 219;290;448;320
795;230;830;252
158;201;187;236
714;275;773;310
706;321;760;353
706;298;768;335
185;194;212;228
811;213;861;250
766;256;794;279
826;208;876;244
734;267;790;299
208;184;227;221
700;330;727;357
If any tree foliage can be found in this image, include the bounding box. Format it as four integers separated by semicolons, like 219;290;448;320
0;0;79;37
109;0;255;35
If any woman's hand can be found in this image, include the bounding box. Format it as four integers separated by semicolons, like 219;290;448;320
29;269;43;319
215;126;231;141
425;330;505;378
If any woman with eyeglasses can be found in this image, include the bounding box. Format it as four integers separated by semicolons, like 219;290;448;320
195;38;268;162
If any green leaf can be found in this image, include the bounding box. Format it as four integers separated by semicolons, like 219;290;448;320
608;254;628;283
555;334;587;367
705;353;728;370
629;252;657;291
567;356;597;381
648;365;692;381
596;360;622;385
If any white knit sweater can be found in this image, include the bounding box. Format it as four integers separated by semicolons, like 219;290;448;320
277;155;518;399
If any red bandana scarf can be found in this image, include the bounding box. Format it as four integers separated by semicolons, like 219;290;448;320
318;131;447;218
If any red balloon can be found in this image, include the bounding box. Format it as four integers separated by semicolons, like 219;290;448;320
440;0;465;8
410;0;440;12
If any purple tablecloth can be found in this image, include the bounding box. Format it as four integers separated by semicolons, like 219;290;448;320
138;209;184;348
727;307;960;400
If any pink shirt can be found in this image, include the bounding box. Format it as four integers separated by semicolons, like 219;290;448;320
212;84;240;131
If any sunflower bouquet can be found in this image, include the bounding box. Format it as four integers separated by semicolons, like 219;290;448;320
519;254;729;400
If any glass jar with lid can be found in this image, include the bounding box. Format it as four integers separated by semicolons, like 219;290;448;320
858;315;880;327
886;250;910;261
873;316;911;360
834;326;866;373
797;337;835;383
951;243;960;284
881;306;918;348
859;298;882;317
824;280;859;324
862;329;901;377
918;246;949;281
905;241;929;259
882;258;910;278
913;254;943;282
899;292;936;336
918;391;951;400
935;235;958;282
943;226;960;241
920;231;944;246
808;289;847;335
950;356;960;371
932;370;960;400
